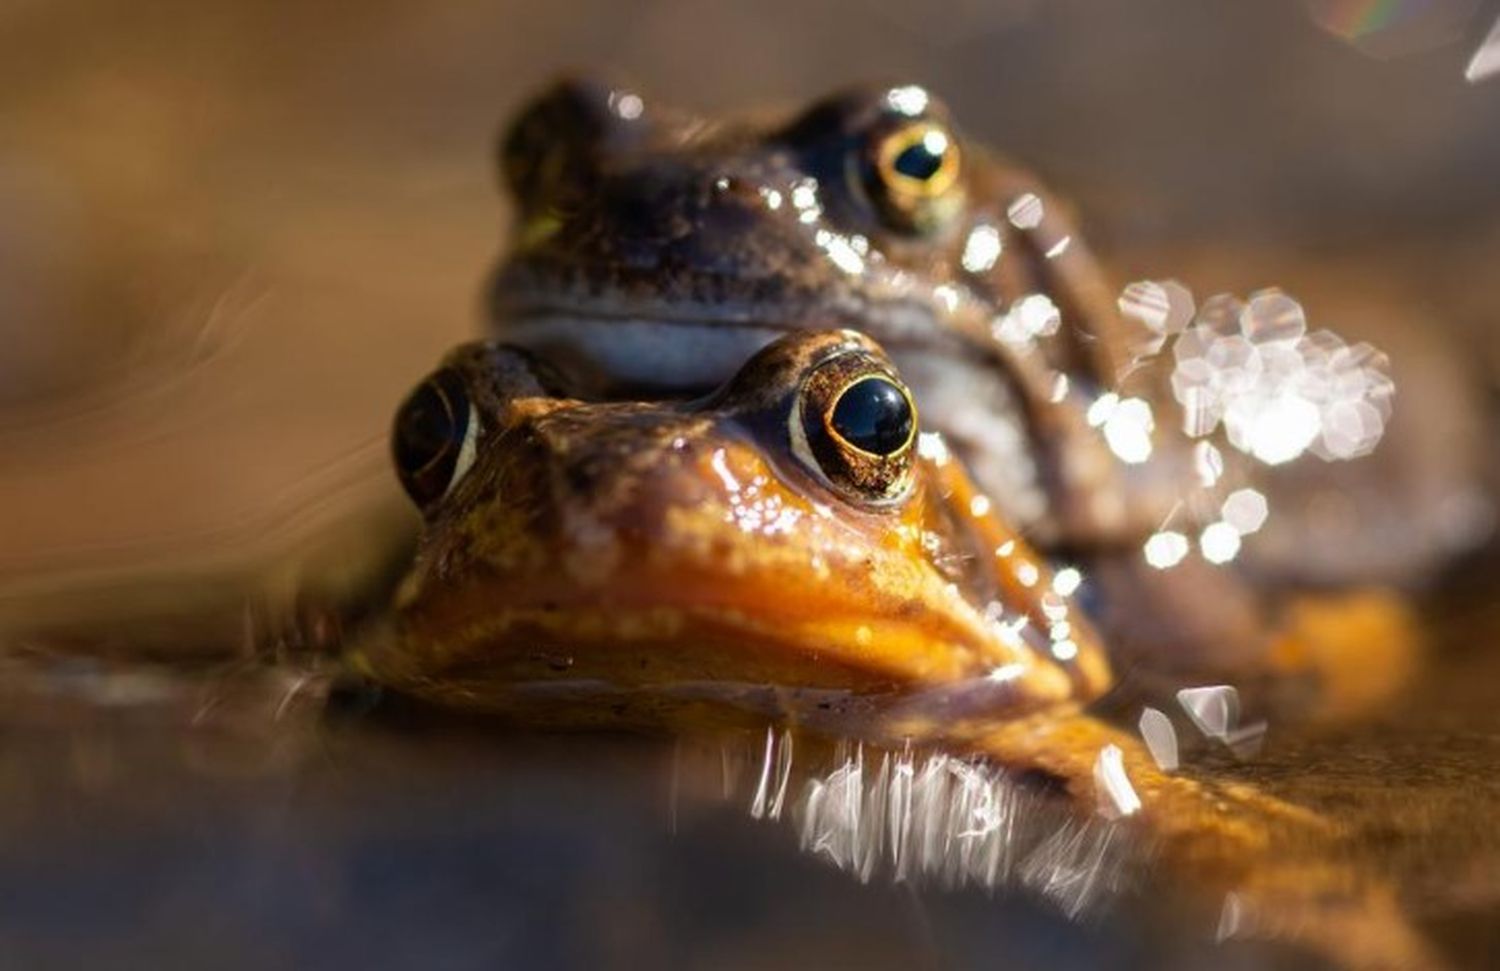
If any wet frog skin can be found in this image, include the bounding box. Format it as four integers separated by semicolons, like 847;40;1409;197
358;330;1109;723
482;77;1365;675
357;328;1436;971
488;77;1166;550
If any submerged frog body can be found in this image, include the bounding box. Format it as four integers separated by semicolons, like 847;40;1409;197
358;330;1109;723
489;77;1166;550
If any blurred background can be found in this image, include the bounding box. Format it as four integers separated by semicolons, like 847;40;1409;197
0;1;1497;967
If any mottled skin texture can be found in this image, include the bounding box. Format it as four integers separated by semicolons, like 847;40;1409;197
366;331;1435;970
360;331;1108;723
482;77;1320;674
359;83;1447;967
488;77;1172;549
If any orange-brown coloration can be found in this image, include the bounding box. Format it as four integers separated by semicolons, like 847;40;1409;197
1268;590;1421;722
359;331;1108;722
367;331;1440;971
962;715;1440;971
490;79;1152;547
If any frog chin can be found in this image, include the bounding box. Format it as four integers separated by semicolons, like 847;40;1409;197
488;285;968;397
366;539;1093;719
500;311;790;394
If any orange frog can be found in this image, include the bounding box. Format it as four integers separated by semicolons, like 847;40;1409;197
357;327;1437;970
359;329;1108;723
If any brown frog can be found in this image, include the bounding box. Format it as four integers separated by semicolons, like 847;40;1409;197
357;329;1110;723
488;77;1169;551
483;77;1386;677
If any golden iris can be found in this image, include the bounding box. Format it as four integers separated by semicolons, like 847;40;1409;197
868;121;964;232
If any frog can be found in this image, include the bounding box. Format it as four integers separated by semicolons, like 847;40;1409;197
487;76;1164;553
355;328;1109;723
483;76;1418;682
353;327;1436;970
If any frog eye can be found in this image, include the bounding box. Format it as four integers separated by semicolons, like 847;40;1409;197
829;376;915;456
791;355;918;504
864;120;964;235
392;367;480;509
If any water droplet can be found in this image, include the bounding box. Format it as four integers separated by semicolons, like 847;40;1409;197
1052;566;1083;597
1006;192;1044;230
1176;684;1240;740
1195;293;1245;337
961;224;1003;273
1236;393;1321;465
1118;279;1194;336
1086;392;1119;428
1137;708;1179;771
1013;293;1061;338
1172;324;1213;366
1321;399;1385;459
1093;744;1141;818
611;91;644;119
1103;397;1154;464
1221;488;1269;535
1200;521;1242;564
885;85;930;116
1144;531;1190;569
1118;280;1172;333
1241;289;1307;344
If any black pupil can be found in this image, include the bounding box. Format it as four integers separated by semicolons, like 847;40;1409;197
830;377;913;456
393;369;468;504
893;138;944;181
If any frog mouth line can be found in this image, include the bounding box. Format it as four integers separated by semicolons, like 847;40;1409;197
380;534;1101;709
385;596;1074;707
